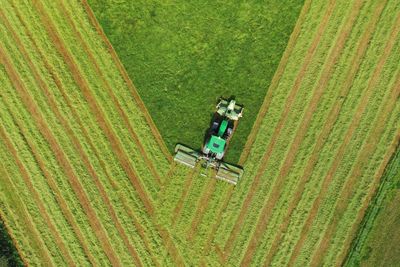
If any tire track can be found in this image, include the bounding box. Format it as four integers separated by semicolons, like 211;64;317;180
309;73;400;266
286;14;400;265
31;0;154;216
0;45;122;266
0;8;144;266
6;4;162;264
81;0;172;163
222;0;337;260
261;2;387;265
0;143;57;266
186;178;217;241
238;0;364;264
57;0;162;187
238;0;312;165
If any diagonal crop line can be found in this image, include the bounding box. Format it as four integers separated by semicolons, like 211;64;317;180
5;4;164;264
238;0;366;264
338;135;400;266
30;0;154;216
0;125;76;266
309;71;400;266
0;8;144;265
261;1;388;265
286;12;400;266
0;44;123;266
186;178;217;241
0;66;99;264
171;168;199;227
0;139;57;266
18;1;186;264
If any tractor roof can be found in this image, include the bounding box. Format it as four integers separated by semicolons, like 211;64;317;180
206;135;226;154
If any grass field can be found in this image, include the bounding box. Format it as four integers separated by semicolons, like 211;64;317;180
0;0;174;265
0;0;399;266
345;147;400;267
153;0;400;265
87;0;304;163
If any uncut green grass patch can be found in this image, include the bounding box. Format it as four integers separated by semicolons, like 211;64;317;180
88;0;304;163
0;216;23;267
345;147;400;267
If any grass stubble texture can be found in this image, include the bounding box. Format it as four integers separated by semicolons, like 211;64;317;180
0;0;173;265
0;0;399;266
87;0;304;163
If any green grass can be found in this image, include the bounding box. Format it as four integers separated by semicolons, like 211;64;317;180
345;147;400;267
1;0;399;266
87;0;304;163
0;0;174;265
0;220;23;267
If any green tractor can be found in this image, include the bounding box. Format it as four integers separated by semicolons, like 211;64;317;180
174;98;244;185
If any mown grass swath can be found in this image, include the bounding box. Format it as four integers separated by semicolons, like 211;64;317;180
0;0;176;265
0;0;399;266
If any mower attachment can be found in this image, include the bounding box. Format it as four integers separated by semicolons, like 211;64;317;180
174;144;200;168
216;162;243;185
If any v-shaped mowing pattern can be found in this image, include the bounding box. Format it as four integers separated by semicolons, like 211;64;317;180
0;0;399;266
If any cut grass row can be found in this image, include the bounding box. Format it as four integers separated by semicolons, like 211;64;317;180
1;4;170;260
256;1;390;264
243;0;390;265
34;0;160;202
284;7;400;266
1;9;146;264
0;68;95;265
0;0;181;265
0;5;164;264
266;1;398;266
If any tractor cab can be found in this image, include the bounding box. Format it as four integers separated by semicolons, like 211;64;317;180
205;135;226;159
